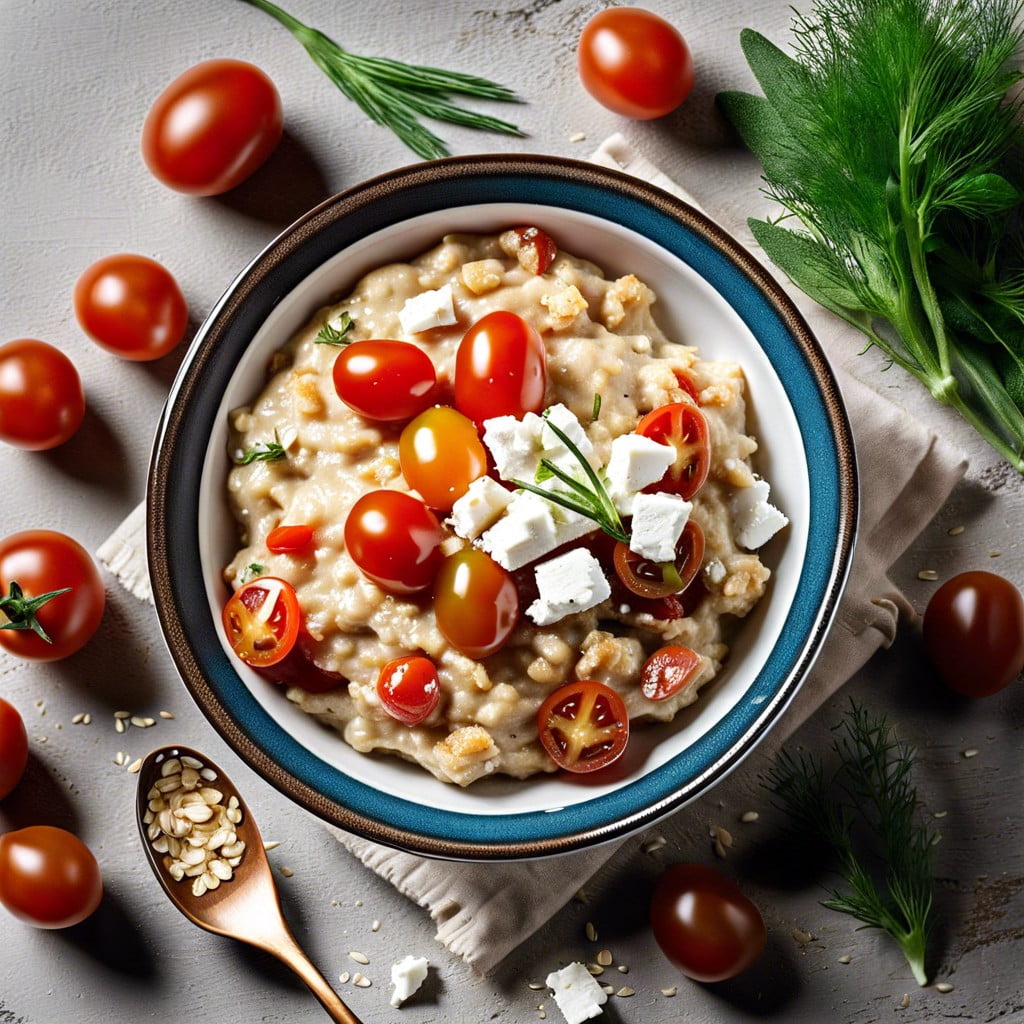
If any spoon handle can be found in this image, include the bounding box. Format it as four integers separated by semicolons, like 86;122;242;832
273;934;364;1024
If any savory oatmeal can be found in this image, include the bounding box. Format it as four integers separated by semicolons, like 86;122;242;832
223;227;787;786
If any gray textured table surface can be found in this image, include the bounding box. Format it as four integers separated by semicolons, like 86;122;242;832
1;1;1021;1022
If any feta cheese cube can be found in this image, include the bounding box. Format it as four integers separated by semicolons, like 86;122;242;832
604;434;675;514
448;476;512;540
732;479;789;549
629;492;692;563
545;962;608;1024
390;955;429;1009
397;283;457;334
479;491;557;570
526;548;611;626
482;414;542;482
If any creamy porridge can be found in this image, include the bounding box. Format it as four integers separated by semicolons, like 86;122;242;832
223;228;787;786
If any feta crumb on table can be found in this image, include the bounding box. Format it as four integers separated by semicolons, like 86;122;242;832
390;954;429;1008
545;961;608;1024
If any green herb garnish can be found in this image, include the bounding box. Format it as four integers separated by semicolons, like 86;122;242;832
238;0;525;160
592;393;602;421
0;580;71;644
763;701;936;986
240;563;266;584
315;311;356;346
719;0;1024;471
236;433;287;466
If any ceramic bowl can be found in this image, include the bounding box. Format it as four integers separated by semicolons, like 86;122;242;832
147;155;857;860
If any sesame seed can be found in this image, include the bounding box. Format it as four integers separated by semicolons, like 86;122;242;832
616;987;635;998
127;758;143;774
114;710;131;719
641;835;666;854
338;972;350;984
115;719;126;734
837;955;852;964
962;749;979;759
596;950;613;967
617;965;629;974
917;569;938;581
569;132;587;143
935;982;954;993
72;713;86;725
353;974;372;988
740;810;760;823
279;865;294;877
586;964;604;976
159;710;175;719
934;810;948;818
661;987;677;997
528;981;544;991
585;922;598;942
82;713;91;725
349;951;370;965
947;525;965;536
263;841;281;851
371;919;380;932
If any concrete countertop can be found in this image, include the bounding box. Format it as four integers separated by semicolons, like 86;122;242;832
1;1;1021;1021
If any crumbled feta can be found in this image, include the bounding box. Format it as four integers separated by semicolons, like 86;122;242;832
526;548;611;626
545;962;608;1024
389;955;429;1008
448;476;512;540
629;492;692;563
397;283;457;334
479;490;557;570
732;479;789;549
704;558;727;585
482;403;595;486
604;433;675;514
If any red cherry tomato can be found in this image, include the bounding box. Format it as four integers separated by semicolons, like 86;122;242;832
254;638;344;694
454;311;547;424
399;406;488;511
0;698;29;800
266;524;314;555
376;655;441;726
537;680;629;774
332;340;437;422
344;490;443;594
636;402;711;500
74;254;188;361
675;370;701;405
0;826;103;929
614;520;705;599
0;530;106;661
222;576;301;668
434;549;520;659
578;8;695;120
639;645;703;701
651;863;766;981
141;58;283;195
923;570;1024;697
0;340;85;451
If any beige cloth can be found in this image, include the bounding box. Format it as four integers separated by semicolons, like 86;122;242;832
99;135;967;976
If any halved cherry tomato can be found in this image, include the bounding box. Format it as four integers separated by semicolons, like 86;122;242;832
222;576;300;668
377;655;440;726
332;340;437;422
0;340;85;451
344;490;443;594
640;645;703;701
674;370;700;405
636;402;710;500
266;524;314;555
614;520;705;599
254;636;344;694
0;697;28;800
400;406;487;511
434;549;519;659
454;311;547;424
537;680;629;773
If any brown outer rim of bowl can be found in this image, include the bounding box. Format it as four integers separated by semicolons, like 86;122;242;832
147;153;858;861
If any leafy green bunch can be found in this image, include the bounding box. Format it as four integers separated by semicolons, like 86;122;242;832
719;0;1024;471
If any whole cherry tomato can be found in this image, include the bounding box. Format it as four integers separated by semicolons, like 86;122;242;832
614;520;705;599
434;548;520;659
454;311;547;424
578;8;695;120
266;524;314;555
0;340;85;451
333;340;437;422
376;656;441;726
74;254;188;361
400;406;488;511
344;490;443;594
922;570;1024;697
537;679;629;773
142;58;283;195
651;863;766;981
0;530;106;661
639;645;703;701
636;402;710;500
222;576;301;668
0;697;29;799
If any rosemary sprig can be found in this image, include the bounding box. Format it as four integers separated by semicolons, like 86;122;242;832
235;432;287;466
0;580;71;644
315;311;356;346
237;0;525;160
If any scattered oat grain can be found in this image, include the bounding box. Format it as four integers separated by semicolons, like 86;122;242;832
114;710;131;719
616;986;635;998
159;710;175;719
72;713;86;725
596;950;613;967
371;919;381;932
127;758;143;774
792;928;813;945
837;955;852;964
569;132;586;143
934;810;948;818
600;984;614;995
353;973;372;988
661;987;677;997
585;921;598;942
962;749;978;759
586;964;604;976
947;525;965;536
279;865;294;878
935;982;954;993
989;550;1002;558
917;569;938;581
339;971;351;984
528;981;544;991
617;965;629;974
641;835;666;854
82;713;91;725
899;992;910;1009
115;718;126;734
349;951;370;965
740;810;760;823
263;840;281;851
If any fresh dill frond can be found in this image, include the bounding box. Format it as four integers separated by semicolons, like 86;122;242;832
235;432;287;466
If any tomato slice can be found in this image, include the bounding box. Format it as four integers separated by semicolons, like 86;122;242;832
537;680;629;773
640;645;703;701
614;520;705;599
377;656;440;725
266;524;314;554
636;402;710;500
222;576;301;668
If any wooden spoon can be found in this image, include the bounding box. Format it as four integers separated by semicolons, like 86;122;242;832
135;744;362;1024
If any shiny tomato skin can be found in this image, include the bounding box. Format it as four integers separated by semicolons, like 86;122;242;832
434;549;520;659
0;826;103;929
141;59;283;195
651;863;766;981
74;254;188;361
640;645;703;701
0;531;105;661
0;698;29;800
266;524;314;555
537;679;629;773
923;571;1024;697
344;490;443;594
400;406;488;511
0;340;85;451
377;656;441;725
636;402;711;500
614;519;705;599
578;8;695;120
222;576;301;668
333;340;437;422
454;311;547;423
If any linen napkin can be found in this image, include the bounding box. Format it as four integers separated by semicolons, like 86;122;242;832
98;135;967;976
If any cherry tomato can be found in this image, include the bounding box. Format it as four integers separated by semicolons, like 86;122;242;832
344;490;443;594
636;402;710;500
74;254;188;361
0;339;85;451
0;530;105;661
651;863;766;981
376;655;441;726
640;645;703;701
614;520;705;599
922;570;1024;697
222;576;301;668
434;549;520;659
0;826;103;929
254;637;345;694
400;406;488;511
578;8;695;120
675;370;701;405
454;311;547;424
332;340;437;422
537;679;629;773
141;58;283;196
0;698;29;800
266;524;314;555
